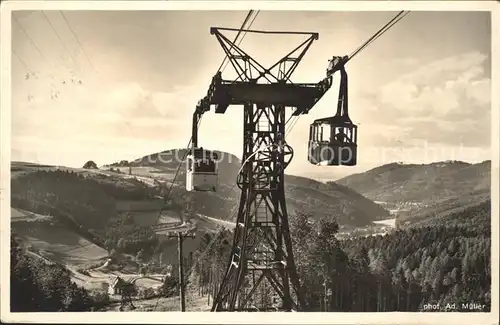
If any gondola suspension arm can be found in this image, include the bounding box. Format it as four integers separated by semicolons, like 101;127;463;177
307;10;410;167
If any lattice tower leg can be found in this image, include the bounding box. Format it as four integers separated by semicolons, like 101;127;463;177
211;103;304;312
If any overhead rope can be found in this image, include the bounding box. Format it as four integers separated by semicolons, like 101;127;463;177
285;10;410;136
219;10;260;73
180;143;278;302
153;10;409;310
152;122;200;226
217;10;255;73
68;11;135;132
14;11;90;101
13;15;60;101
174;12;272;294
41;11;82;74
59;11;97;73
348;11;409;62
152;9;257;226
152;129;260;310
150;10;257;311
12;49;32;75
13;15;50;66
181;142;270;261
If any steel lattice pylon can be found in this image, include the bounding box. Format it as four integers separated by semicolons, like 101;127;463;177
203;27;333;312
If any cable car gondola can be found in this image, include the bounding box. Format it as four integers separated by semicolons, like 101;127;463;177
308;56;358;166
186;147;219;192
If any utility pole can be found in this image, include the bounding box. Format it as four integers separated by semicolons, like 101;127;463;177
164;231;195;311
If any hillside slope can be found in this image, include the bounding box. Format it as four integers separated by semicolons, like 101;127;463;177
336;160;490;203
113;149;390;226
11;208;108;268
284;175;389;225
408;199;491;231
335;160;491;223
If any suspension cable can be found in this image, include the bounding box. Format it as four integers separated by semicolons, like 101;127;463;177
219;10;260;73
153;181;240;311
286;11;410;137
181;143;275;283
348;12;403;59
361;11;409;54
181;10;411;309
152;118;202;226
152;10;256;229
348;11;410;62
155;9;410;310
151;11;256;311
59;11;97;73
13;15;50;66
41;11;82;74
217;10;255;73
154;142;260;308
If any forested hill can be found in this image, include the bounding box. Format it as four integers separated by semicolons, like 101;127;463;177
192;198;491;312
335;160;490;204
10;235;109;312
110;149;390;226
10;168;156;233
334;160;491;224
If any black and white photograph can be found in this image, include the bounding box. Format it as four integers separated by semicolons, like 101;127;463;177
1;1;498;324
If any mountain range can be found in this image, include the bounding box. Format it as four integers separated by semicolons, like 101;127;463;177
10;151;492;292
335;160;491;225
119;149;391;226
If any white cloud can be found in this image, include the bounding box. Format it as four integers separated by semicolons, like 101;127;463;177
10;11;491;172
357;51;491;148
11;75;206;166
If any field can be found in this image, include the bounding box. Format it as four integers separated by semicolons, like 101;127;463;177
113;166;176;180
10;208;53;222
11;161;111;179
11;161;177;189
10;162;193;279
11;208;109;268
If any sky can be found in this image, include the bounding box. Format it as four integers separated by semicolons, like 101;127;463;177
10;10;492;180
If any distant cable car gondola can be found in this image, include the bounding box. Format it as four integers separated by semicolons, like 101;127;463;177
186;147;218;192
308;56;358;166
